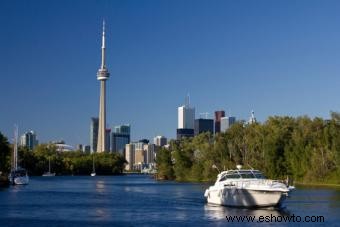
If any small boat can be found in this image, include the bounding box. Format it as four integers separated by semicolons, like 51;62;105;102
8;125;29;185
42;157;56;177
204;165;291;207
91;155;96;176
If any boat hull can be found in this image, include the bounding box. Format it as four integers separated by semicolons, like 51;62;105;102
205;188;286;207
11;176;29;185
42;172;56;177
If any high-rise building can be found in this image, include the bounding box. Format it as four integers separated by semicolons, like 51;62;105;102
76;144;83;151
125;143;135;171
83;145;91;153
214;110;225;133
248;110;257;124
178;106;195;129
220;116;236;132
105;128;111;152
90;117;99;153
176;128;195;139
124;140;158;171
96;21;110;153
20;131;38;150
194;119;214;135
112;124;130;154
177;97;195;139
153;136;167;147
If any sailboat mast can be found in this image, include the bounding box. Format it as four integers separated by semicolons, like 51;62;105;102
49;157;51;173
13;125;18;170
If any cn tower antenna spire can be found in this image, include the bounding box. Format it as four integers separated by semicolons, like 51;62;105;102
101;19;106;69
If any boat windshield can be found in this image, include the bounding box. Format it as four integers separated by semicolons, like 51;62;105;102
219;170;265;181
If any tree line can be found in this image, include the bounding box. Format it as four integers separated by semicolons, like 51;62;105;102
0;139;126;176
156;113;340;184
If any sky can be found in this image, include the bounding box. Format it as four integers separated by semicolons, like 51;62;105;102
1;0;340;146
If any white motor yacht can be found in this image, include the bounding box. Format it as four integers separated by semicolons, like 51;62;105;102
204;165;291;207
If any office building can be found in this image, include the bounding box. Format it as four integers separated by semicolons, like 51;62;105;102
214;110;225;133
105;128;111;152
177;97;195;139
220;116;236;132
83;145;91;153
112;124;130;154
153;136;167;147
124;141;158;171
194;119;214;135
20;131;38;150
176;128;194;139
96;21;110;153
90;117;99;153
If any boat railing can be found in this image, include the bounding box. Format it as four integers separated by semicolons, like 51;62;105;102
222;179;285;189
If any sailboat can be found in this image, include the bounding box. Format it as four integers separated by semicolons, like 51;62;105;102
91;155;96;176
42;157;56;177
8;125;29;185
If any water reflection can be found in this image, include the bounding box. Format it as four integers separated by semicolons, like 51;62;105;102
95;180;105;193
204;204;290;221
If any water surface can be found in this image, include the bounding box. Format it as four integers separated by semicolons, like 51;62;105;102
0;175;339;226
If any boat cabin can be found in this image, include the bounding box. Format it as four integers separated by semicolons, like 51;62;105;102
218;170;266;182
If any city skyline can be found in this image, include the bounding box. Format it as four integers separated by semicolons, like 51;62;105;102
2;0;340;146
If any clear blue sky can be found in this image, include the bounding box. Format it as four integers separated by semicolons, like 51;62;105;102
1;0;340;146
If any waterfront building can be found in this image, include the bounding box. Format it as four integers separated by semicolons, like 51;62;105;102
220;116;236;132
112;125;130;154
153;135;167;147
124;141;158;171
50;141;74;152
214;110;225;133
20;131;38;150
96;21;110;153
194;119;214;135
90;117;99;153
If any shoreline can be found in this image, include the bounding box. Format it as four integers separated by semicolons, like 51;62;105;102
294;182;340;188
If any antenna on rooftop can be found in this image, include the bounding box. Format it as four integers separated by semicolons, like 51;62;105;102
185;93;190;107
200;112;209;119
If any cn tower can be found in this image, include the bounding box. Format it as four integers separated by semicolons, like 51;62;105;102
96;21;110;153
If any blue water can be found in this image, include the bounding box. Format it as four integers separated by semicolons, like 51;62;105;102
0;175;339;226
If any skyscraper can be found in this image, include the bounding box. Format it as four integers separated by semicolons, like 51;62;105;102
90;117;99;153
220;116;236;132
177;96;195;139
105;128;111;152
20;131;38;150
112;124;130;154
214;110;225;133
96;21;110;153
153;135;167;147
248;110;257;124
194;119;214;135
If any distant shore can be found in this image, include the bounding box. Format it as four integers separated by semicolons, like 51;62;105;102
295;182;340;188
